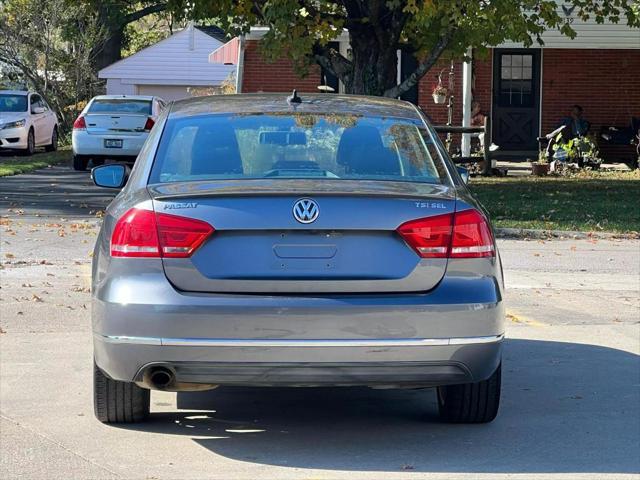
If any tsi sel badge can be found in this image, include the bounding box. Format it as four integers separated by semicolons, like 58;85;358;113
293;198;319;224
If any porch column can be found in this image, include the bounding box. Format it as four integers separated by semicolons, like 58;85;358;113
461;48;473;157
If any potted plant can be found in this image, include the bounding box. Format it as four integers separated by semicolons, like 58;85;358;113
532;150;550;176
432;84;448;104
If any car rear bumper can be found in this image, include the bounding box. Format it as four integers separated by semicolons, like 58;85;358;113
92;259;505;389
72;130;147;157
95;336;502;388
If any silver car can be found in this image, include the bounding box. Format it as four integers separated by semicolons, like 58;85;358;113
91;93;504;424
72;95;165;171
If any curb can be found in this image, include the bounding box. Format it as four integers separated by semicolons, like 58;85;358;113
494;227;639;240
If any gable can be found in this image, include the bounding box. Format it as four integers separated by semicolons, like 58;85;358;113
99;28;235;85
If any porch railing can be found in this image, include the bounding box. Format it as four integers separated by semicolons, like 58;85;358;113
434;116;493;176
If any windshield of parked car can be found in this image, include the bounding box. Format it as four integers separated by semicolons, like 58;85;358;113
88;99;151;115
0;94;28;112
149;113;450;184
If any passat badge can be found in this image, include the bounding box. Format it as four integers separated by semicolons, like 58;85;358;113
163;202;198;210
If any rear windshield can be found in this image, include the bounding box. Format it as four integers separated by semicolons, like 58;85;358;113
0;94;28;112
149;113;450;184
88;99;151;115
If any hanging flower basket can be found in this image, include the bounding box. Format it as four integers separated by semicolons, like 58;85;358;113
432;93;447;104
432;72;448;105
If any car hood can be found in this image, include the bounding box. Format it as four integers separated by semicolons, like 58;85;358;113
0;111;28;125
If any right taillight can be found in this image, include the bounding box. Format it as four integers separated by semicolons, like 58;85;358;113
73;116;86;130
450;209;495;258
110;208;214;258
397;209;494;259
143;117;155;131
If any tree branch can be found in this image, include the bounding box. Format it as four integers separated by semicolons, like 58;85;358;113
312;43;353;88
383;29;454;98
122;3;167;26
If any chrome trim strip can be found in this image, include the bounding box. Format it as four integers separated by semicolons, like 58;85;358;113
449;334;504;345
97;334;504;347
98;335;162;346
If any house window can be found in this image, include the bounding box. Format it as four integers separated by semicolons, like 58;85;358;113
498;54;534;107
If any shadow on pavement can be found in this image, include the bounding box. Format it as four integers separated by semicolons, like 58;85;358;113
0;163;116;217
118;339;640;474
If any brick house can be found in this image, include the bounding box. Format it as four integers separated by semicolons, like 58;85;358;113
210;19;640;161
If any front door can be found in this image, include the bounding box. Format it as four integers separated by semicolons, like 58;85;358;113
492;49;541;151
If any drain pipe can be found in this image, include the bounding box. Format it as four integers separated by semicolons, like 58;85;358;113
235;35;246;94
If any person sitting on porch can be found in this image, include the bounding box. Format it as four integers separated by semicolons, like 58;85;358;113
471;100;499;152
560;105;590;139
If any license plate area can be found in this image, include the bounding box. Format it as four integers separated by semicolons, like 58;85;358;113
104;139;123;148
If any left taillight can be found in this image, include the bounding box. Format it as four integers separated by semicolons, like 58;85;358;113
73;116;86;130
110;208;214;258
143;117;155;131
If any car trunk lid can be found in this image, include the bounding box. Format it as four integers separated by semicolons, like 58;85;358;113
84;113;149;136
148;179;456;294
84;98;152;136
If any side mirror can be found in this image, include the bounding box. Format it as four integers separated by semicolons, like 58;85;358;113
457;166;470;184
92;164;129;189
32;106;46;114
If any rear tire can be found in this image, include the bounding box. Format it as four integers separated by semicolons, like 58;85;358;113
73;155;88;171
93;361;150;423
45;127;58;152
437;362;501;423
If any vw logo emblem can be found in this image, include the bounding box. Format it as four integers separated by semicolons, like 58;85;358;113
293;198;319;224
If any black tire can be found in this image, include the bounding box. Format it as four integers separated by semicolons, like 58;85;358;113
93;361;150;423
437;362;501;423
73;155;88;171
45;127;58;152
21;129;35;156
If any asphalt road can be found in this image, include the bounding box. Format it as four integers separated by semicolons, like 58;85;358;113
0;164;116;218
1;166;639;479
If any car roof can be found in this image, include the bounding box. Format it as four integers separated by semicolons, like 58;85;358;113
0;90;30;96
169;93;423;120
91;95;155;101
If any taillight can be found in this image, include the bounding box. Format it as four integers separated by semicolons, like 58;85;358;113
397;209;494;259
156;211;213;257
450;209;495;258
110;208;213;258
144;117;155;131
397;213;453;258
73;116;86;130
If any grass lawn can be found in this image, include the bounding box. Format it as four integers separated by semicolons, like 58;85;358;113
470;170;640;234
0;148;70;177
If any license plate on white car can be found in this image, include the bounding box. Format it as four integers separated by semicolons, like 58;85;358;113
104;139;123;148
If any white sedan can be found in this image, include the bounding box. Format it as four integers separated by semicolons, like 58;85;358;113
71;95;166;171
0;90;59;155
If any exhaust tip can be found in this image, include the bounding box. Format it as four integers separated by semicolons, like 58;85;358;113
146;366;175;390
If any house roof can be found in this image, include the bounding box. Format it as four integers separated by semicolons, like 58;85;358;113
195;26;227;43
98;25;236;86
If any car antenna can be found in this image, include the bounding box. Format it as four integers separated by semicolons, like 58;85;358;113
287;89;302;104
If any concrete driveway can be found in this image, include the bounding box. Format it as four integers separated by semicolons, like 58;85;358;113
1;166;638;479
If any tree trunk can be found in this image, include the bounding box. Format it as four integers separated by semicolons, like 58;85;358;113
93;28;124;71
345;26;400;96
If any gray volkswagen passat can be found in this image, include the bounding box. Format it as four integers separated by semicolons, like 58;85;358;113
91;93;504;424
